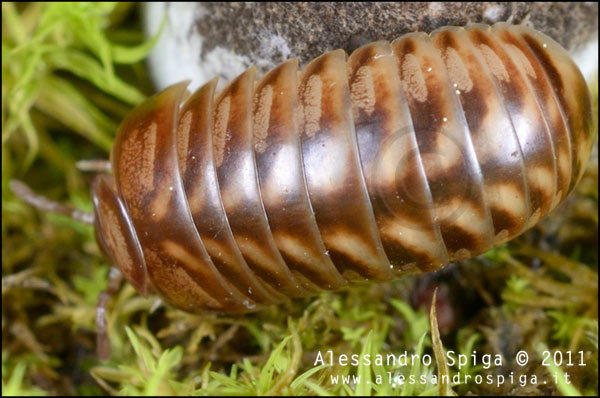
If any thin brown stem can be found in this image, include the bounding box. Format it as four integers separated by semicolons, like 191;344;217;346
9;179;94;225
75;159;112;173
96;266;123;361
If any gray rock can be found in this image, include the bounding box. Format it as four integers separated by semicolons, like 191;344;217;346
144;2;598;91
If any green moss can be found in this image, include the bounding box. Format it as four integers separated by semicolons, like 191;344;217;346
2;3;598;396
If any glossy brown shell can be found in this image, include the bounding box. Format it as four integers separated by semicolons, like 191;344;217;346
91;23;594;313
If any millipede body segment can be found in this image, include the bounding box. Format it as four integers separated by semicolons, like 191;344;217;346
91;23;594;313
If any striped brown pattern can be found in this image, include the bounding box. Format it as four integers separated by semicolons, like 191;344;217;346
92;23;594;313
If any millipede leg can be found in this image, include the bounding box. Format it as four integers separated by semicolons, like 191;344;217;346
96;266;123;361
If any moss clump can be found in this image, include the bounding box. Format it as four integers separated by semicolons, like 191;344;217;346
2;3;598;396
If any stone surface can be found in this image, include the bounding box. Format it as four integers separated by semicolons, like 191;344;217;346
195;2;597;67
144;2;598;91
